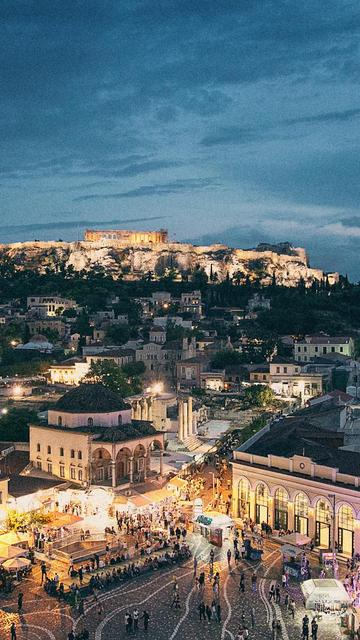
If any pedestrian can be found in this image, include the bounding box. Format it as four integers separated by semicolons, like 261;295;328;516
17;592;23;613
206;604;212;622
174;593;180;609
251;572;257;592
282;572;287;589
269;585;275;601
250;607;255;628
142;610;150;631
40;561;47;584
216;602;221;622
67;632;75;640
133;608;139;631
275;583;281;604
311;619;318;640
227;548;232;569
239;572;245;593
78;566;83;584
10;623;16;640
289;599;295;618
193;556;198;577
271;619;276;640
198;601;206;621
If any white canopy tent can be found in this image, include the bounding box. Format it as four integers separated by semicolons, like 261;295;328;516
280;532;311;547
301;579;351;610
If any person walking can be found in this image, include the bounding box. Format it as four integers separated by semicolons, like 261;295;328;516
133;608;139;631
227;548;232;569
40;561;47;584
268;585;275;601
193;556;198;577
17;592;23;613
311;619;318;640
142;610;150;632
206;604;212;622
251;572;257;592
289;599;295;618
250;607;255;628
10;623;16;640
275;583;281;604
239;572;245;593
198;601;206;621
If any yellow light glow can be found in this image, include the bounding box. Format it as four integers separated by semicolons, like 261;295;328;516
10;340;17;347
12;385;23;396
151;382;163;394
1;408;8;415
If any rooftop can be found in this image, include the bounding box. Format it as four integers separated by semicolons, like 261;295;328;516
34;420;159;442
54;383;128;413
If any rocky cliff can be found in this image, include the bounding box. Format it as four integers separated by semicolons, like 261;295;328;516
0;239;337;286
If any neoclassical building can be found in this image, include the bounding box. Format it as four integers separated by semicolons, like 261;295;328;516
232;417;360;557
30;384;164;488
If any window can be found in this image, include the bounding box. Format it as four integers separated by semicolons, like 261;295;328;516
254;374;258;381
58;416;62;426
283;367;287;374
71;449;75;458
87;417;94;427
238;478;250;518
118;414;122;426
47;463;52;474
47;445;51;455
59;447;64;457
263;375;267;381
78;450;82;460
276;367;280;373
331;347;335;352
340;346;343;353
297;346;301;352
78;469;83;481
37;443;41;452
37;461;42;470
59;465;65;478
274;487;288;530
304;346;307;352
323;347;327;354
315;346;318;352
70;467;76;480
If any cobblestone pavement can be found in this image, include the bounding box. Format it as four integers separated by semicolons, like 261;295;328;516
0;535;345;640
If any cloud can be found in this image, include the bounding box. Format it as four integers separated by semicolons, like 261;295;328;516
0;216;167;233
284;107;360;126
73;177;219;201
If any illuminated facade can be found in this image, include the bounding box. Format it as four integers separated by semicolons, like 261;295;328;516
84;229;168;244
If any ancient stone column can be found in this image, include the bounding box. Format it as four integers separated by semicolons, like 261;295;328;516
188;396;193;436
142;399;149;421
178;399;184;441
143;454;148;480
183;400;188;440
147;398;153;421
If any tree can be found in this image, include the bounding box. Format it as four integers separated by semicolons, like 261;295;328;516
243;385;275;408
84;360;142;395
211;350;243;369
0;407;39;442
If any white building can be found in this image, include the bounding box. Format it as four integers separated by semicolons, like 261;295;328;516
294;335;355;362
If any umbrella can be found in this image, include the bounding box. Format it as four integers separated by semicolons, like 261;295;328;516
0;545;25;561
2;557;31;571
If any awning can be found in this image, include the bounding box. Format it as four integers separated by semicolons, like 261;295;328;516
0;532;29;547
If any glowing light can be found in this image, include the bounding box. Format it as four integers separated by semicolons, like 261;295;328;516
10;340;17;347
1;408;8;415
151;382;163;394
12;385;23;396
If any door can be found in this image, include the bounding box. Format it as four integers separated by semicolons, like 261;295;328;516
256;504;268;524
97;467;104;482
315;521;330;548
295;515;308;536
338;528;354;556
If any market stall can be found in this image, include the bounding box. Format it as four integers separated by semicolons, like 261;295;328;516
301;578;351;611
194;512;233;545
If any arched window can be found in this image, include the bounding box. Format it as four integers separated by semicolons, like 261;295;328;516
294;492;309;535
58;416;62;426
118;414;122;426
36;443;41;452
255;483;268;525
274;487;288;531
70;449;75;459
316;499;331;524
338;505;354;531
315;499;332;548
238;478;250;518
87;417;94;427
338;504;355;556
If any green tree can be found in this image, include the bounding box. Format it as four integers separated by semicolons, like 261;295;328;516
211;350;242;368
84;360;142;395
243;384;275;408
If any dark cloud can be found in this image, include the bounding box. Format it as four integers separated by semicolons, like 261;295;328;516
73;178;219;202
0;216;166;233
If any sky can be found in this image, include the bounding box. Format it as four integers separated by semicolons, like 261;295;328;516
0;1;359;278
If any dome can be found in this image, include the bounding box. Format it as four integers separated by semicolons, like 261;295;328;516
54;383;128;413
